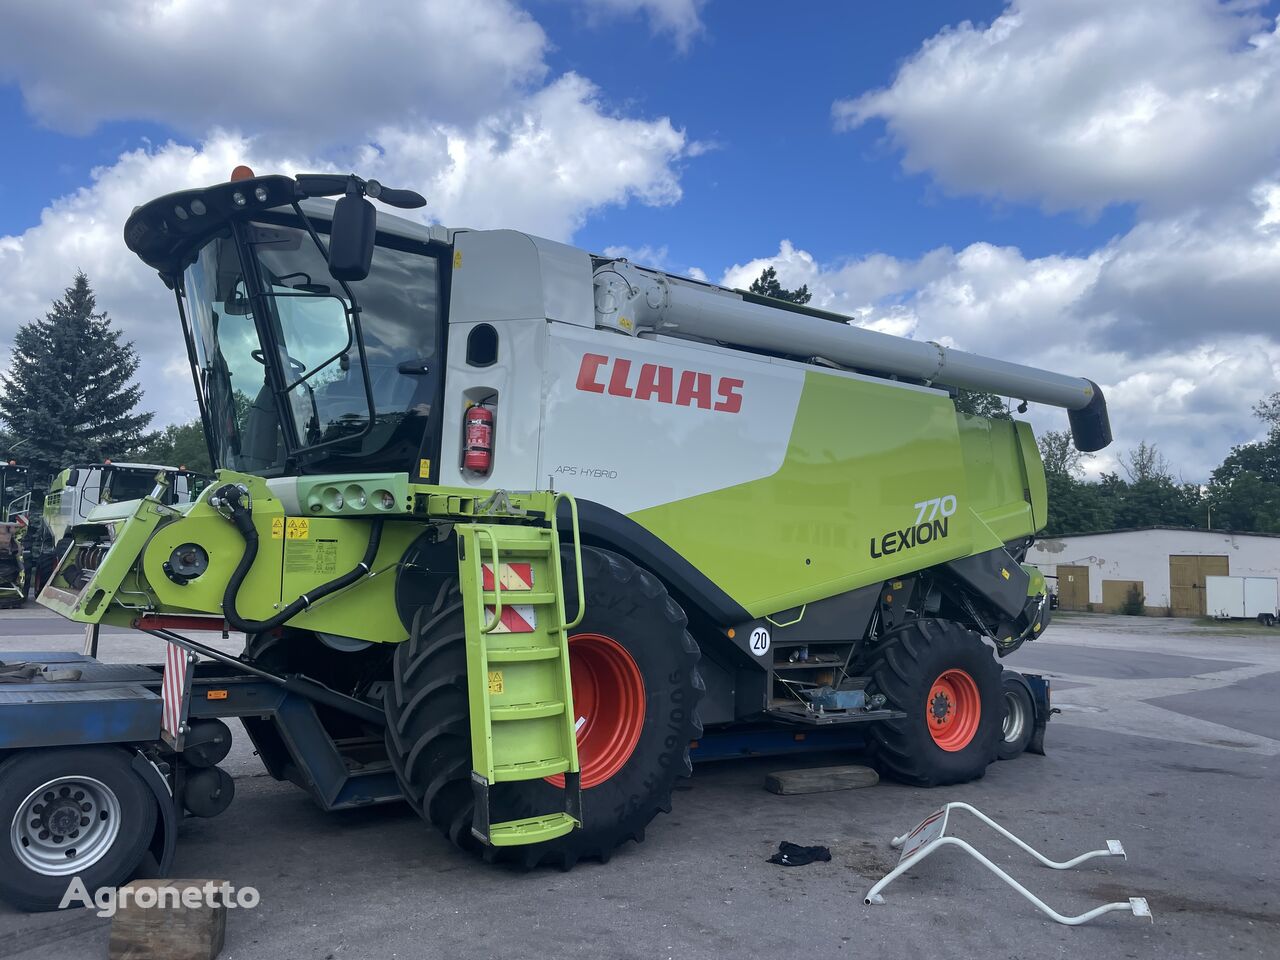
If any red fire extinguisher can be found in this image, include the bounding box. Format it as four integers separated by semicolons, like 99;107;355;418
463;403;494;474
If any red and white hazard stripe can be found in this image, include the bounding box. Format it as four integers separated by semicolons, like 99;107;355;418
481;562;534;592
484;604;538;633
161;640;191;740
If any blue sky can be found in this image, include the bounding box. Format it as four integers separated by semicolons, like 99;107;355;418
0;0;1278;479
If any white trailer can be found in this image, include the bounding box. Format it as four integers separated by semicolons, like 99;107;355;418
1205;575;1279;626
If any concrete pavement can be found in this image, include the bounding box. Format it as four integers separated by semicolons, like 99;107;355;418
0;607;1275;959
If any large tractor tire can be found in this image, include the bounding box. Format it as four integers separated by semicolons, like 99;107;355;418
383;546;703;868
865;618;1002;786
0;747;157;911
242;631;390;740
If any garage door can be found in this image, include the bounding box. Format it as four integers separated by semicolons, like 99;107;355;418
1169;555;1229;617
1102;579;1144;614
1057;564;1090;611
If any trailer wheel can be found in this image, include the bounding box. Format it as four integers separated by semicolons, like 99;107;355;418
0;747;157;911
997;672;1035;761
864;619;1002;786
384;546;703;868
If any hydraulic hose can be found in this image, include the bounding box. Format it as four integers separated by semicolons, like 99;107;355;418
214;484;384;634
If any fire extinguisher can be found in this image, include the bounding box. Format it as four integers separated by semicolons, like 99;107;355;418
463;403;494;474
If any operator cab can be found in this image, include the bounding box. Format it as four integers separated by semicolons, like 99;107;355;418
124;170;445;479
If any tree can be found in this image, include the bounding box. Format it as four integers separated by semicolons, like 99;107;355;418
1253;391;1280;428
0;272;155;479
954;390;1010;419
1205;393;1280;532
137;420;212;475
1118;440;1171;483
748;266;811;305
1037;430;1087;478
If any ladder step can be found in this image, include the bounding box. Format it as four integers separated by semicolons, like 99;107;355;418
491;699;566;721
486;812;578;847
485;541;554;556
493;757;571;781
481;591;557;605
485;645;563;663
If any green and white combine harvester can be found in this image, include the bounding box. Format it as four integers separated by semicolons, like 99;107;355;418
32;461;203;592
2;168;1112;906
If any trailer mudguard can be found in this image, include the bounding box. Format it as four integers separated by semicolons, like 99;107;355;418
131;750;178;876
1007;672;1052;756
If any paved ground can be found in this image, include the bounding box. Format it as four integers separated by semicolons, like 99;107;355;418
0;608;1276;959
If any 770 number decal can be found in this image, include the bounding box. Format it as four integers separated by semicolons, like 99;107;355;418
912;495;957;525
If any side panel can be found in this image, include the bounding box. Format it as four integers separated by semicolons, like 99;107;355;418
538;324;805;513
628;370;973;616
437;319;548;492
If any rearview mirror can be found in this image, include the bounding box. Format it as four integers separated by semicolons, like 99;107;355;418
328;194;376;282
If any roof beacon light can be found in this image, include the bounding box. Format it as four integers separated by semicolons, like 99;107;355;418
230;165;255;182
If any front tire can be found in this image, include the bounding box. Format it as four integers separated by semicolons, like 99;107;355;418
0;747;157;911
865;619;1002;786
383;546;703;868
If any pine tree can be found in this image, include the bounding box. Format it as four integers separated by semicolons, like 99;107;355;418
748;266;812;305
0;272;155;479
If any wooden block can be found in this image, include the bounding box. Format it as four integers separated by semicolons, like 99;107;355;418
108;879;228;960
764;764;879;795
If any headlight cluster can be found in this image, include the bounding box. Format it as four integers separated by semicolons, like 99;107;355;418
306;483;400;515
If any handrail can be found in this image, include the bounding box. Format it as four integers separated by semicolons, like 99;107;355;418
554;493;585;629
476;528;503;634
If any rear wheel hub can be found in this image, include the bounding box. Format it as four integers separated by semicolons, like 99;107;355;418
548;633;646;789
927;669;981;752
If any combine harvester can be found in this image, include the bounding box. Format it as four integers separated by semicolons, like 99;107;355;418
30;461;204;593
0;169;1109;909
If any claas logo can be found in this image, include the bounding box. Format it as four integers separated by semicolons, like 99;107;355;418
576;353;744;413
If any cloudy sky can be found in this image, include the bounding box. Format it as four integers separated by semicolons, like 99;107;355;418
1;0;1277;480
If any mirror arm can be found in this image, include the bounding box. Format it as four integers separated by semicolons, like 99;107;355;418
288;201;361;315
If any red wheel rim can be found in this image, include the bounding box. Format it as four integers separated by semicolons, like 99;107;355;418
927;669;981;751
546;633;646;789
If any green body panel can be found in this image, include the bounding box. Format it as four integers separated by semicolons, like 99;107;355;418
38;497;170;622
141;478;284;619
631;371;1046;618
1014;420;1049;531
41;469;69;538
36;472;574;647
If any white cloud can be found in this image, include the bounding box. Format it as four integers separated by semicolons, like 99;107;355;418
0;0;549;147
722;219;1280;480
836;0;1280;214
373;74;685;239
569;0;707;50
0;92;689;421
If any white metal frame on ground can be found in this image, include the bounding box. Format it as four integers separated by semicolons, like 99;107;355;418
864;802;1152;926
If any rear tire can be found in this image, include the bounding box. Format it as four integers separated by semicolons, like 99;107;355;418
997;672;1035;761
383;546;703;868
0;747;157;912
865;619;1002;786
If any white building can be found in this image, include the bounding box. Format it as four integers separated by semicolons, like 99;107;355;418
1027;527;1280;617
